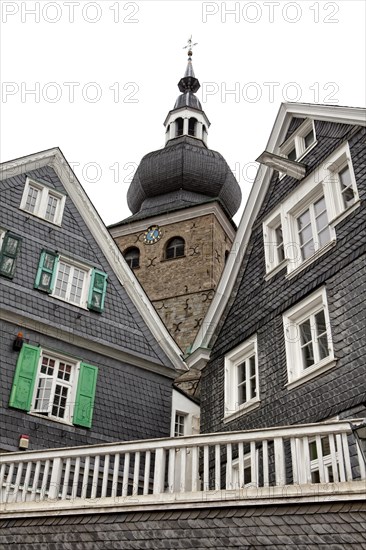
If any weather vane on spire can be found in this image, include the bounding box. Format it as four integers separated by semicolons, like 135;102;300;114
183;35;198;58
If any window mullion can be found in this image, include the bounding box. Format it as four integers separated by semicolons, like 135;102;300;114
311;313;320;364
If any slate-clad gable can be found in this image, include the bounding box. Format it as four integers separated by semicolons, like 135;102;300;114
0;165;172;364
0;156;182;451
201;122;366;433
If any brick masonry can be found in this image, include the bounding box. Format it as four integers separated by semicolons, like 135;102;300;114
114;212;233;353
0;164;176;451
0;501;365;549
201;122;366;434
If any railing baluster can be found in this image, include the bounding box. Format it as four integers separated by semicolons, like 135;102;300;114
180;448;187;493
203;445;209;491
290;438;299;484
91;455;100;499
101;454;110;498
143;451;151;495
238;442;244;489
49;457;62;501
5;464;14;502
262;440;269;486
336;434;346;482
250;441;257;487
30;461;41;502
167;449;175;493
153;448;165;494
302;436;312;484
214;444;221;491
315;436;325;483
122;453;130;497
40;460;50;501
71;457;80;500
111;453;120;498
22;462;32;502
341;433;353;481
61;458;71;500
81;456;90;500
13;462;24;503
328;434;339;483
226;444;233;490
132;452;140;496
191;446;199;492
274;437;285;486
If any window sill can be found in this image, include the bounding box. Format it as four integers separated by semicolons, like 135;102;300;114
286;358;337;390
264;259;288;281
329;200;361;228
223;399;261;424
20;208;63;227
286;239;337;280
28;411;73;426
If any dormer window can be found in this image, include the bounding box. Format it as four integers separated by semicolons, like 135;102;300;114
280;119;316;163
188;117;197;137
176;118;184;137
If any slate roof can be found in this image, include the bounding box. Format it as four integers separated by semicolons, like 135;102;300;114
1;501;365;549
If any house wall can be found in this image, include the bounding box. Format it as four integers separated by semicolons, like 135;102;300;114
201;122;366;434
0;164;176;451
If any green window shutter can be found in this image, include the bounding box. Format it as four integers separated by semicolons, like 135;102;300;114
73;363;98;428
87;269;108;312
34;250;59;292
0;233;22;278
9;344;40;411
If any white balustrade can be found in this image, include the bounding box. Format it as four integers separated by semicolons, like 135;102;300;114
0;420;364;510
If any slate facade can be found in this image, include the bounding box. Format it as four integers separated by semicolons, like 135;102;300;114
0;160;177;452
201;120;366;434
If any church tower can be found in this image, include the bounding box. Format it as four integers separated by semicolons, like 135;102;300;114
109;43;241;359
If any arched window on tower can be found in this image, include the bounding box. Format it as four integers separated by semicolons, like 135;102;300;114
175;118;184;137
165;237;185;260
124;247;140;269
166;124;170;135
202;125;207;142
188;117;197;137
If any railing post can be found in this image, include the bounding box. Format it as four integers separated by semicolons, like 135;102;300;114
48;458;62;501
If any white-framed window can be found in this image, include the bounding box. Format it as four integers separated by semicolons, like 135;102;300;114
283;287;335;387
174;412;187;437
34;250;108;312
263;142;359;277
224;336;259;421
231;449;259;489
32;352;77;423
309;436;338;483
280;119;316;162
20;177;66;225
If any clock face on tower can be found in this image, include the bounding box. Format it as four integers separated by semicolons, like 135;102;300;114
143;225;162;245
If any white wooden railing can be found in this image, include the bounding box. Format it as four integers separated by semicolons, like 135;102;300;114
0;421;365;512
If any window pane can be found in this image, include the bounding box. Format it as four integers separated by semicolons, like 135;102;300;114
302;343;315;368
298;223;313;246
238;383;246;405
25;186;39;213
314;196;326;217
35;378;52;412
238;362;246;383
54;262;70;299
300;319;312;344
339;166;355;209
249;356;256;378
4;236;19;256
69;268;85;304
52;384;68;419
339;166;351;188
0;257;15;275
298;209;311;230
304;129;314;148
315;211;328;233
287;148;297;161
45;195;58;222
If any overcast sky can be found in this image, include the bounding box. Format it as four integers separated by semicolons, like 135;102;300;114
1;1;365;227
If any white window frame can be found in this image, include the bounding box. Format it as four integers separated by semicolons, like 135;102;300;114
263;142;359;278
224;336;260;422
283;287;335;388
20;177;66;226
174;412;187;437
51;256;91;309
231;450;259;489
30;349;79;425
280;119;317;163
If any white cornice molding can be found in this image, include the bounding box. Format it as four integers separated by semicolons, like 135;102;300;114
109;202;236;242
191;102;366;353
0;148;187;373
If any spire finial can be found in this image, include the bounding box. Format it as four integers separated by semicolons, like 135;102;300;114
183;35;198;58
